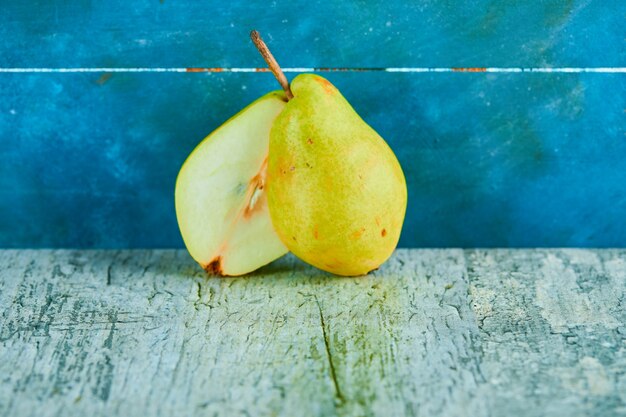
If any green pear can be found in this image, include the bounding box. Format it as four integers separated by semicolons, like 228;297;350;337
267;74;407;276
175;91;289;276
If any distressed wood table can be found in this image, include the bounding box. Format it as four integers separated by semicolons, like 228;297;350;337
1;249;624;417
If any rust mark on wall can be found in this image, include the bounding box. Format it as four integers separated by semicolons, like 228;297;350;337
96;72;113;85
451;67;487;72
186;67;224;72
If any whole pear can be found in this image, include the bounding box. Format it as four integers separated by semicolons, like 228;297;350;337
267;74;407;276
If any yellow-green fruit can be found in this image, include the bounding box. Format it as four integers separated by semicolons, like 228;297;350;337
267;74;407;276
175;91;288;276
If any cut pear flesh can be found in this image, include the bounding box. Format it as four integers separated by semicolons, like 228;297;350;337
175;91;288;275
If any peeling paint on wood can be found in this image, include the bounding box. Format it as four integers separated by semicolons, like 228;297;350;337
0;249;624;416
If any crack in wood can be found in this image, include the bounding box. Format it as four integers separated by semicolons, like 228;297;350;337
315;296;345;405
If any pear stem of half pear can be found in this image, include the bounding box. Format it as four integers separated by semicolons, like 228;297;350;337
250;30;294;100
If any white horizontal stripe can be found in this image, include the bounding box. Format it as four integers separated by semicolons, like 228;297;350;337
0;67;624;73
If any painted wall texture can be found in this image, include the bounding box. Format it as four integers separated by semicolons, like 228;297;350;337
0;1;624;248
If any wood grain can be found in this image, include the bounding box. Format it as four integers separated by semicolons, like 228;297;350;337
1;0;625;249
2;71;625;249
1;249;624;416
2;1;621;68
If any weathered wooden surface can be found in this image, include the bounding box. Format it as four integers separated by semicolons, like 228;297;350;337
2;1;621;67
0;249;624;417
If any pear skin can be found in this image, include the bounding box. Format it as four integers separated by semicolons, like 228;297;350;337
267;74;407;276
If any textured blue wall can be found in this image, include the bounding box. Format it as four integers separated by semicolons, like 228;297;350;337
0;1;625;248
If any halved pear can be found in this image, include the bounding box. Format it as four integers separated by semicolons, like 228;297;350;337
175;91;289;276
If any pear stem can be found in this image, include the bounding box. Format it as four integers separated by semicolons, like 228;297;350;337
250;30;294;100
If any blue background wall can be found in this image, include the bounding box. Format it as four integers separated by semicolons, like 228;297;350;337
0;1;624;248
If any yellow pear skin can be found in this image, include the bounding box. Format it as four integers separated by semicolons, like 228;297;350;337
267;74;407;276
